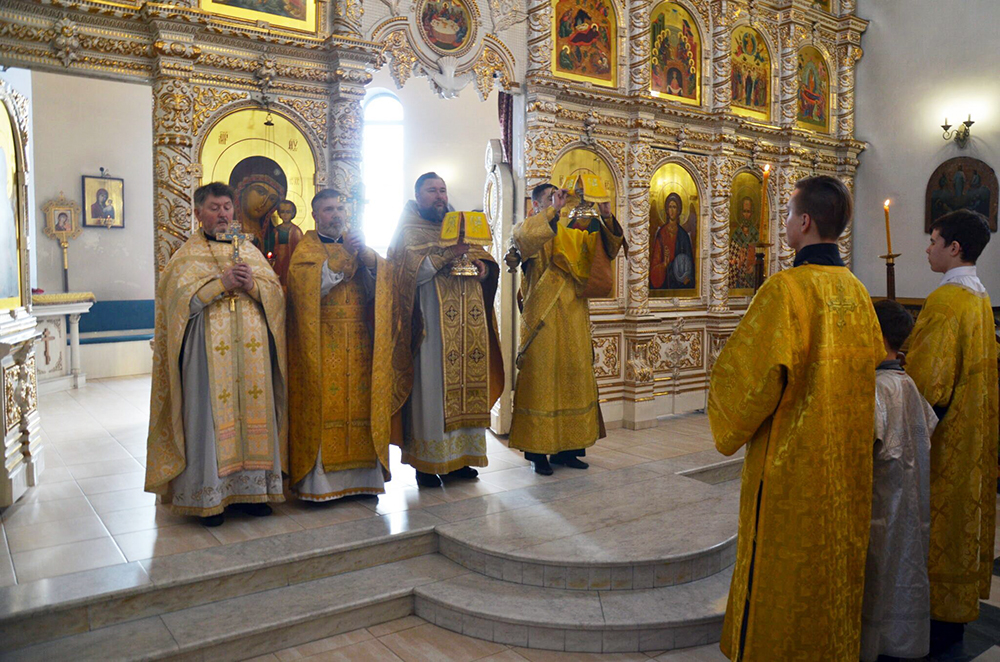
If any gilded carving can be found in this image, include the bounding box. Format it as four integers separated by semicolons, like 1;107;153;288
191;87;249;138
524;130;574;179
52;16;80;67
592;335;620;378
3;365;20;434
488;0;527;33
21;356;37;415
706;330;730;374
651;320;703;373
472;46;512;101
709;155;736;311
624;339;654;384
278;97;328;143
381;30;418;88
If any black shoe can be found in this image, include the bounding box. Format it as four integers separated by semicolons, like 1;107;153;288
234;502;273;517
532;457;553;475
201;513;225;527
415;471;442;487
551;454;588;469
447;466;479;480
929;619;964;654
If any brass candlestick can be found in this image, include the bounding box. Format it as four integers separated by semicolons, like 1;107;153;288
879;252;901;301
752;242;772;293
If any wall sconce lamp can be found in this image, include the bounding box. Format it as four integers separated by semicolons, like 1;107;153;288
942;115;975;148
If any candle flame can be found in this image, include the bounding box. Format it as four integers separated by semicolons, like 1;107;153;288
763;164;770;173
883;199;890;209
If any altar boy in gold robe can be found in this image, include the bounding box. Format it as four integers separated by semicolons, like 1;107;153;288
508;182;624;474
708;176;884;661
146;182;287;527
286;189;392;501
388;173;504;488
904;209;997;650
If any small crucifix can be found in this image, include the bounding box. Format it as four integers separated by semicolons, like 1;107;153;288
217;221;249;311
41;328;54;365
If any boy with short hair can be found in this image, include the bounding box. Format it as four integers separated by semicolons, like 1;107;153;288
905;209;998;651
860;299;937;662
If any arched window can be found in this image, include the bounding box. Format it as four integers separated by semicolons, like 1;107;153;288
361;91;404;256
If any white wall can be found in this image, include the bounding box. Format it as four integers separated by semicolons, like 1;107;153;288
30;71;154;300
370;68;500;213
0;68;37;290
854;0;1000;299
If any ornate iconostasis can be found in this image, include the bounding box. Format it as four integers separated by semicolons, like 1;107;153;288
0;0;865;430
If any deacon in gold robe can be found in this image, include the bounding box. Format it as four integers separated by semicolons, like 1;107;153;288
388;172;503;487
508;183;624;474
905;209;998;649
708;176;884;661
286;189;392;501
146;182;287;527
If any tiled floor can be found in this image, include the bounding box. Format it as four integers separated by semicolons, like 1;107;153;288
0;376;717;587
7;376;1000;662
243;615;729;661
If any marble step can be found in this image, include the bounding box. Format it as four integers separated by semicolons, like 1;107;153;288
0;510;441;653
414;564;734;654
3;554;469;662
436;459;740;590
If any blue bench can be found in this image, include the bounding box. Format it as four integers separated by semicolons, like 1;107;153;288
79;299;155;345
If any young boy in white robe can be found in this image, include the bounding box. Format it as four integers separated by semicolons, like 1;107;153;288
860;299;938;662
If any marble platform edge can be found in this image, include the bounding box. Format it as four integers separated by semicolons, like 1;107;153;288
413;593;724;653
675;456;745;478
0;509;442;622
412;569;731;632
438;533;737;590
6;555;464;661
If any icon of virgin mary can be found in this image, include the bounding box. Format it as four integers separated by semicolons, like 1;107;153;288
228;155;288;250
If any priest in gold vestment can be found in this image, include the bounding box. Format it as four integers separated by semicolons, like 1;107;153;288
508;183;624;474
286;189;392;501
388;173;503;488
905;209;997;647
146;182;287;526
708;177;884;661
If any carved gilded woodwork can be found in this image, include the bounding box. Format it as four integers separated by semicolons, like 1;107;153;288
3;364;19;434
592;335;620;379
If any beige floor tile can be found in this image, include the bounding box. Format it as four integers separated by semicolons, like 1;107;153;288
473;652;529;662
365;488;446;515
972;646;1000;662
0;534;15;588
434;479;508;503
653;644;728;661
513;649;649;662
100;504;191;536
12;536;127;583
35;465;75;484
477;467;560;492
274;628;373;661
5;514;111;553
68;457;146;480
207;511;304;545
583;449;650;471
114;523;219;562
242;655;280;662
478;457;525;475
2;496;96;530
55;440;133;465
300;639;404;662
366;616;427;638
88;487;159;514
615;442;691;462
275;500;377;530
380;623;505;662
76;471;146;495
19;479;85;503
983;575;1000;609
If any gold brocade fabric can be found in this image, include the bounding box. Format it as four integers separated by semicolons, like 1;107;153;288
905;284;999;624
387;201;504;433
146;233;287;495
286;232;392;487
508;207;623;454
707;265;884;662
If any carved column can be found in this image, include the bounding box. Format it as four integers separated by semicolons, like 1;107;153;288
151;32;199;278
627;0;652;96
626;139;654;318
328;63;369;214
708;152;736;311
836;43;862;140
777;23;801;130
332;0;363;37
525;0;551;80
837;174;854;267
710;0;733;112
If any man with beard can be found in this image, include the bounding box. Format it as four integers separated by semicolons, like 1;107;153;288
286;189;393;502
387;173;503;487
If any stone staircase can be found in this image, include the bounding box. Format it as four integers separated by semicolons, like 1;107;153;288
0;450;742;660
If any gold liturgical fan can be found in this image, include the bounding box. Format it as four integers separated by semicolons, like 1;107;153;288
440;211;492;277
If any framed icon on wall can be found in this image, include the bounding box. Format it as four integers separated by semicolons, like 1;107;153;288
82;175;124;228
